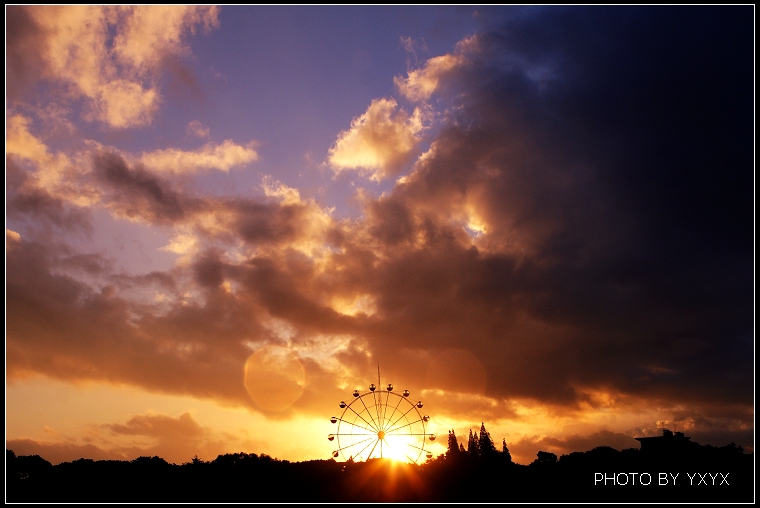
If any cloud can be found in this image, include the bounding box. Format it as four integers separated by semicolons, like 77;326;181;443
6;115;104;212
395;53;465;102
110;6;220;71
5;194;353;416
394;34;479;103
105;412;203;439
92;151;192;223
7;438;126;465
6;229;22;244
6;114;52;163
505;432;639;465
6;149;93;235
331;8;751;439
140;140;258;174
327;98;426;181
7;412;233;465
5;7;753;458
186;120;210;138
537;430;641;456
7;6;219;128
5;6;47;102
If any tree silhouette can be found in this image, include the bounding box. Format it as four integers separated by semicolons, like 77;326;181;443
446;430;462;460
5;431;755;503
467;429;479;459
502;438;513;464
478;422;496;458
532;451;557;466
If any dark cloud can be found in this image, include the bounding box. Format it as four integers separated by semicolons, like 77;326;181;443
540;430;640;455
6;235;248;406
161;53;207;105
7;158;93;235
233;200;305;245
9;188;93;234
192;251;226;288
359;7;752;407
507;430;640;465
105;412;203;439
92;151;192;224
7;413;232;465
6;438;128;465
5;6;47;102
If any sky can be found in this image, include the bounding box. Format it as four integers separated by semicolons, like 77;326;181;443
5;6;754;466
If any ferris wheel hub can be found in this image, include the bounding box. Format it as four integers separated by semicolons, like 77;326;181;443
377;430;385;439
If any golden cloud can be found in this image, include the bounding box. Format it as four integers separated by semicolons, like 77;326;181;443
16;6;219;128
328;98;426;181
395;35;477;103
140;140;259;174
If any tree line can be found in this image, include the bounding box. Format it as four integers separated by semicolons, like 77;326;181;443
6;423;753;503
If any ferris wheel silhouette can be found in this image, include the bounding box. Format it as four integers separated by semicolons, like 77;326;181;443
328;367;435;463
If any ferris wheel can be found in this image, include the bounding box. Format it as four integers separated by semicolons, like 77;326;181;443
329;381;435;464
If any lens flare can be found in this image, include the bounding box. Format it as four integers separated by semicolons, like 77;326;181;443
244;345;305;411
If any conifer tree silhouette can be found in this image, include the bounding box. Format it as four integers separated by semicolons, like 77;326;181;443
467;429;475;457
467;429;480;458
446;430;461;460
502;438;513;463
478;423;496;458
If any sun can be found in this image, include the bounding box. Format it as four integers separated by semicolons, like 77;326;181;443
379;434;419;463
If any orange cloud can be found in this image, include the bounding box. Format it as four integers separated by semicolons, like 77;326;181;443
140;140;259;174
394;35;477;103
8;411;233;466
328;98;426;181
8;6;219;128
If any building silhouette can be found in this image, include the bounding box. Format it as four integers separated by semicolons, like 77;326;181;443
635;428;694;454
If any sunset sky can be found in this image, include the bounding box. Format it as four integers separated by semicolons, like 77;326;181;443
6;6;754;466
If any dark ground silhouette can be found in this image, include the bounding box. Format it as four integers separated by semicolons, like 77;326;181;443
6;430;754;502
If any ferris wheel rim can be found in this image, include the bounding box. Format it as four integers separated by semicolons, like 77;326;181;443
332;389;431;464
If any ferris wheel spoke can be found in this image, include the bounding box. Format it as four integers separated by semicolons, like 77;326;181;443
332;432;377;436
385;417;423;434
336;436;375;453
402;441;428;453
344;405;379;433
386;405;418;432
366;436;381;459
353;437;378;460
372;391;383;434
335;416;377;435
358;395;381;431
382;392;405;431
381;391;392;430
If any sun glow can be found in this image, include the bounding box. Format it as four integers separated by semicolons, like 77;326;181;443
330;294;377;316
379;434;426;464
